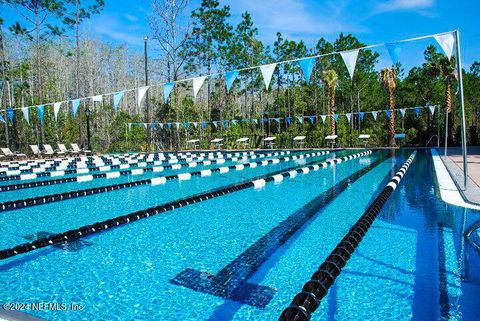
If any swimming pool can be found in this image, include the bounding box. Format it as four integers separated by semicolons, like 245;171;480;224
0;149;479;321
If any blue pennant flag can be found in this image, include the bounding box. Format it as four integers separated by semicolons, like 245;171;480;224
113;91;124;110
150;123;158;130
285;116;291;125
0;114;5;123
225;70;239;92
183;122;190;129
72;99;81;117
166;122;172;129
263;117;269;123
37;105;45;123
202;121;208;129
241;119;250;123
333;114;339;122
7;108;14;124
296;116;303;123
309;115;315;124
385;110;392;118
223;120;229;127
358;112;365;122
298;57;315;84
164;82;175;103
385;43;402;65
415;107;422;117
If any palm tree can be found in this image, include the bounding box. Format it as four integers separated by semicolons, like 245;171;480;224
427;56;456;143
379;68;397;147
321;70;338;135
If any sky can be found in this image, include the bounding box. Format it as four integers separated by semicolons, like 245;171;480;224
2;0;479;70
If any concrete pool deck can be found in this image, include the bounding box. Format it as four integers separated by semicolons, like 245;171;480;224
438;146;480;206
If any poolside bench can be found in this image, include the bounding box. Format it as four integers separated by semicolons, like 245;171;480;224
325;135;338;149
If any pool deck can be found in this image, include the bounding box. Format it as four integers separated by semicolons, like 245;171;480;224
439;146;480;205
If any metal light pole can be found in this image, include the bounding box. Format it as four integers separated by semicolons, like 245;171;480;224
455;29;468;188
144;36;150;150
85;107;92;152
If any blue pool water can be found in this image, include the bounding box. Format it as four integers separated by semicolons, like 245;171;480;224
0;149;479;321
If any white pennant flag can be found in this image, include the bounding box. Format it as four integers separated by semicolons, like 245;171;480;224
320;115;327;123
143;123;148;129
259;63;277;90
340;49;360;79
193;76;207;99
429;105;436;115
137;86;149;107
345;113;352;123
372;111;378;121
91;95;103;103
400;108;406;118
193;122;198;128
53;102;62;121
434;32;455;60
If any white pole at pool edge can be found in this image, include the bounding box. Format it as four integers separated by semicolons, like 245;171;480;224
455;29;468;189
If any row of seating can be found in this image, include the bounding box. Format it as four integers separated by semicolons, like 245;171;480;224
1;143;91;160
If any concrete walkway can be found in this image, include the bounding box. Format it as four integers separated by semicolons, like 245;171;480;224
438;146;480;205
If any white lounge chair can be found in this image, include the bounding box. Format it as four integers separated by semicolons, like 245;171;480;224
236;137;249;148
358;134;371;148
211;138;224;149
293;136;306;148
71;143;92;155
43;144;65;157
30;145;42;158
264;136;276;149
1;148;26;160
58;143;79;156
325;135;338;149
186;139;200;149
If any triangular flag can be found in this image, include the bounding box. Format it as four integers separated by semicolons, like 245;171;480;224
263;117;269;123
296;116;303;123
72;99;81;117
345;113;352;123
231;120;238;125
137;87;149;107
143;123;148;129
166;122;172;129
159;123;164;129
358;112;365;122
372;111;378;121
53;102;62;121
309;115;315;124
92;95;103;103
298;58;315;84
128;123;132;130
333;114;339;122
150;123;158;130
212;121;218;127
193;122;198;128
385;43;402;65
252;119;258;124
285;117;291;125
434;32;455;60
193;76;207;99
113;91;124;110
164;82;175;103
400;108;406;118
320;115;327;123
223;120;229;127
0;114;5;123
340;49;360;79
225;70;239;92
184;122;190;129
37;105;45;123
385;110;392;118
7;108;14;123
21;107;30;124
274;118;281;123
415;107;422;116
429;105;436;115
259;63;277;89
175;122;180;129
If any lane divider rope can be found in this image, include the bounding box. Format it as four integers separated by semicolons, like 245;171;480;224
279;151;416;321
0;151;330;210
0;150;372;260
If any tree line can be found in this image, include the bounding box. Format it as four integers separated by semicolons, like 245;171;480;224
0;0;479;153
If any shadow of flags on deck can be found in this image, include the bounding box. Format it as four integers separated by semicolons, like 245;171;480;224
169;154;388;308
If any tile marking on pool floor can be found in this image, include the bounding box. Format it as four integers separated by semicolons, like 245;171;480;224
169;154;390;308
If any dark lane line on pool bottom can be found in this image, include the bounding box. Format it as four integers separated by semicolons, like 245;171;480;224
0;151;329;212
0;151;371;261
168;152;390;308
